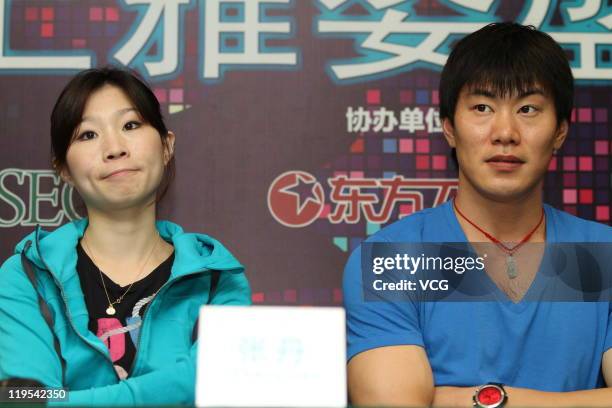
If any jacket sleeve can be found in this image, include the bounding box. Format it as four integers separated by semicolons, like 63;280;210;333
48;269;252;406
0;255;63;387
49;355;197;406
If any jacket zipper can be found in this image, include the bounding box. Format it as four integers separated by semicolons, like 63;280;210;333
29;229;121;382
126;269;209;376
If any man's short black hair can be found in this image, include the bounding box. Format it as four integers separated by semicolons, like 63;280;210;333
439;22;574;169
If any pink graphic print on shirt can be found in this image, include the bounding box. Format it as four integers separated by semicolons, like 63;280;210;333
97;318;125;362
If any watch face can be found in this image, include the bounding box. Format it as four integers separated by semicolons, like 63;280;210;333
477;385;503;406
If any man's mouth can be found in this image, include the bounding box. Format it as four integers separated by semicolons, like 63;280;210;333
486;155;524;163
485;155;524;171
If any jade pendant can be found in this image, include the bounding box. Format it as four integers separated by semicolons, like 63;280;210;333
506;255;518;279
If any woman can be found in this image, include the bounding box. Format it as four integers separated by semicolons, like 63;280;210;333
0;67;251;406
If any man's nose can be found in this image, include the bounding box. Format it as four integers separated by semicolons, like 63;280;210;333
491;110;520;146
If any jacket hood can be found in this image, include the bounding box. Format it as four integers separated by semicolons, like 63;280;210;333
15;218;244;284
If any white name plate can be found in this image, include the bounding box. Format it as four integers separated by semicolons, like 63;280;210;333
195;305;347;407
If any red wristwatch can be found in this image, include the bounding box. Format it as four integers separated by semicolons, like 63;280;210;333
473;383;507;408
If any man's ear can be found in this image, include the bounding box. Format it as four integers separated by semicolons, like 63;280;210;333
553;120;569;151
442;118;456;148
163;131;176;165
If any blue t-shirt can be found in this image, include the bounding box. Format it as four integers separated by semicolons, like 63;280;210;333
343;200;612;391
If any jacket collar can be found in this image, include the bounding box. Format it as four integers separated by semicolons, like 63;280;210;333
15;218;244;284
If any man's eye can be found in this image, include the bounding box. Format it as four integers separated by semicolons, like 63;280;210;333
77;131;96;141
519;105;537;114
474;104;491;113
123;121;141;131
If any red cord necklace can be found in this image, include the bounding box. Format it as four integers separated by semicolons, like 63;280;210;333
452;199;545;279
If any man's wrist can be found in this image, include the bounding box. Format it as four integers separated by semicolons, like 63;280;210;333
432;386;478;408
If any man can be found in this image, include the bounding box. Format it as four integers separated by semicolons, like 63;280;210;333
343;22;612;407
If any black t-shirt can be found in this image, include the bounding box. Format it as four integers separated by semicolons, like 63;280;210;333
76;242;173;379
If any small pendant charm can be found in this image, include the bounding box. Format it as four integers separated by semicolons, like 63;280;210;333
506;255;518;279
106;305;116;315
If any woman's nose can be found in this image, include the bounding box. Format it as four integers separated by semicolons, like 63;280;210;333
103;132;129;161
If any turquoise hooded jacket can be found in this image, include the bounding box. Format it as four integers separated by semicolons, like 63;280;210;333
0;219;251;406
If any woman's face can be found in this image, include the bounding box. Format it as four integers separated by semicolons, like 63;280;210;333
62;84;174;212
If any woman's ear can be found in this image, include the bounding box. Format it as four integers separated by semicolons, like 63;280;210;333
53;159;73;186
163;131;176;165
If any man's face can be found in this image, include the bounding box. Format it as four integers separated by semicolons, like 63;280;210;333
443;84;568;201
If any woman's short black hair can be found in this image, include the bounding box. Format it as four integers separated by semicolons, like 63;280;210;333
439;22;574;168
50;66;174;202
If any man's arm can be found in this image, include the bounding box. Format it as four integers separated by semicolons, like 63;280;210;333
433;349;612;407
343;241;433;407
604;347;612;386
348;345;433;407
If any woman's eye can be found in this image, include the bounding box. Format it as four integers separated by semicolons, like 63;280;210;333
519;105;537;114
77;131;96;141
123;121;141;131
474;104;491;113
